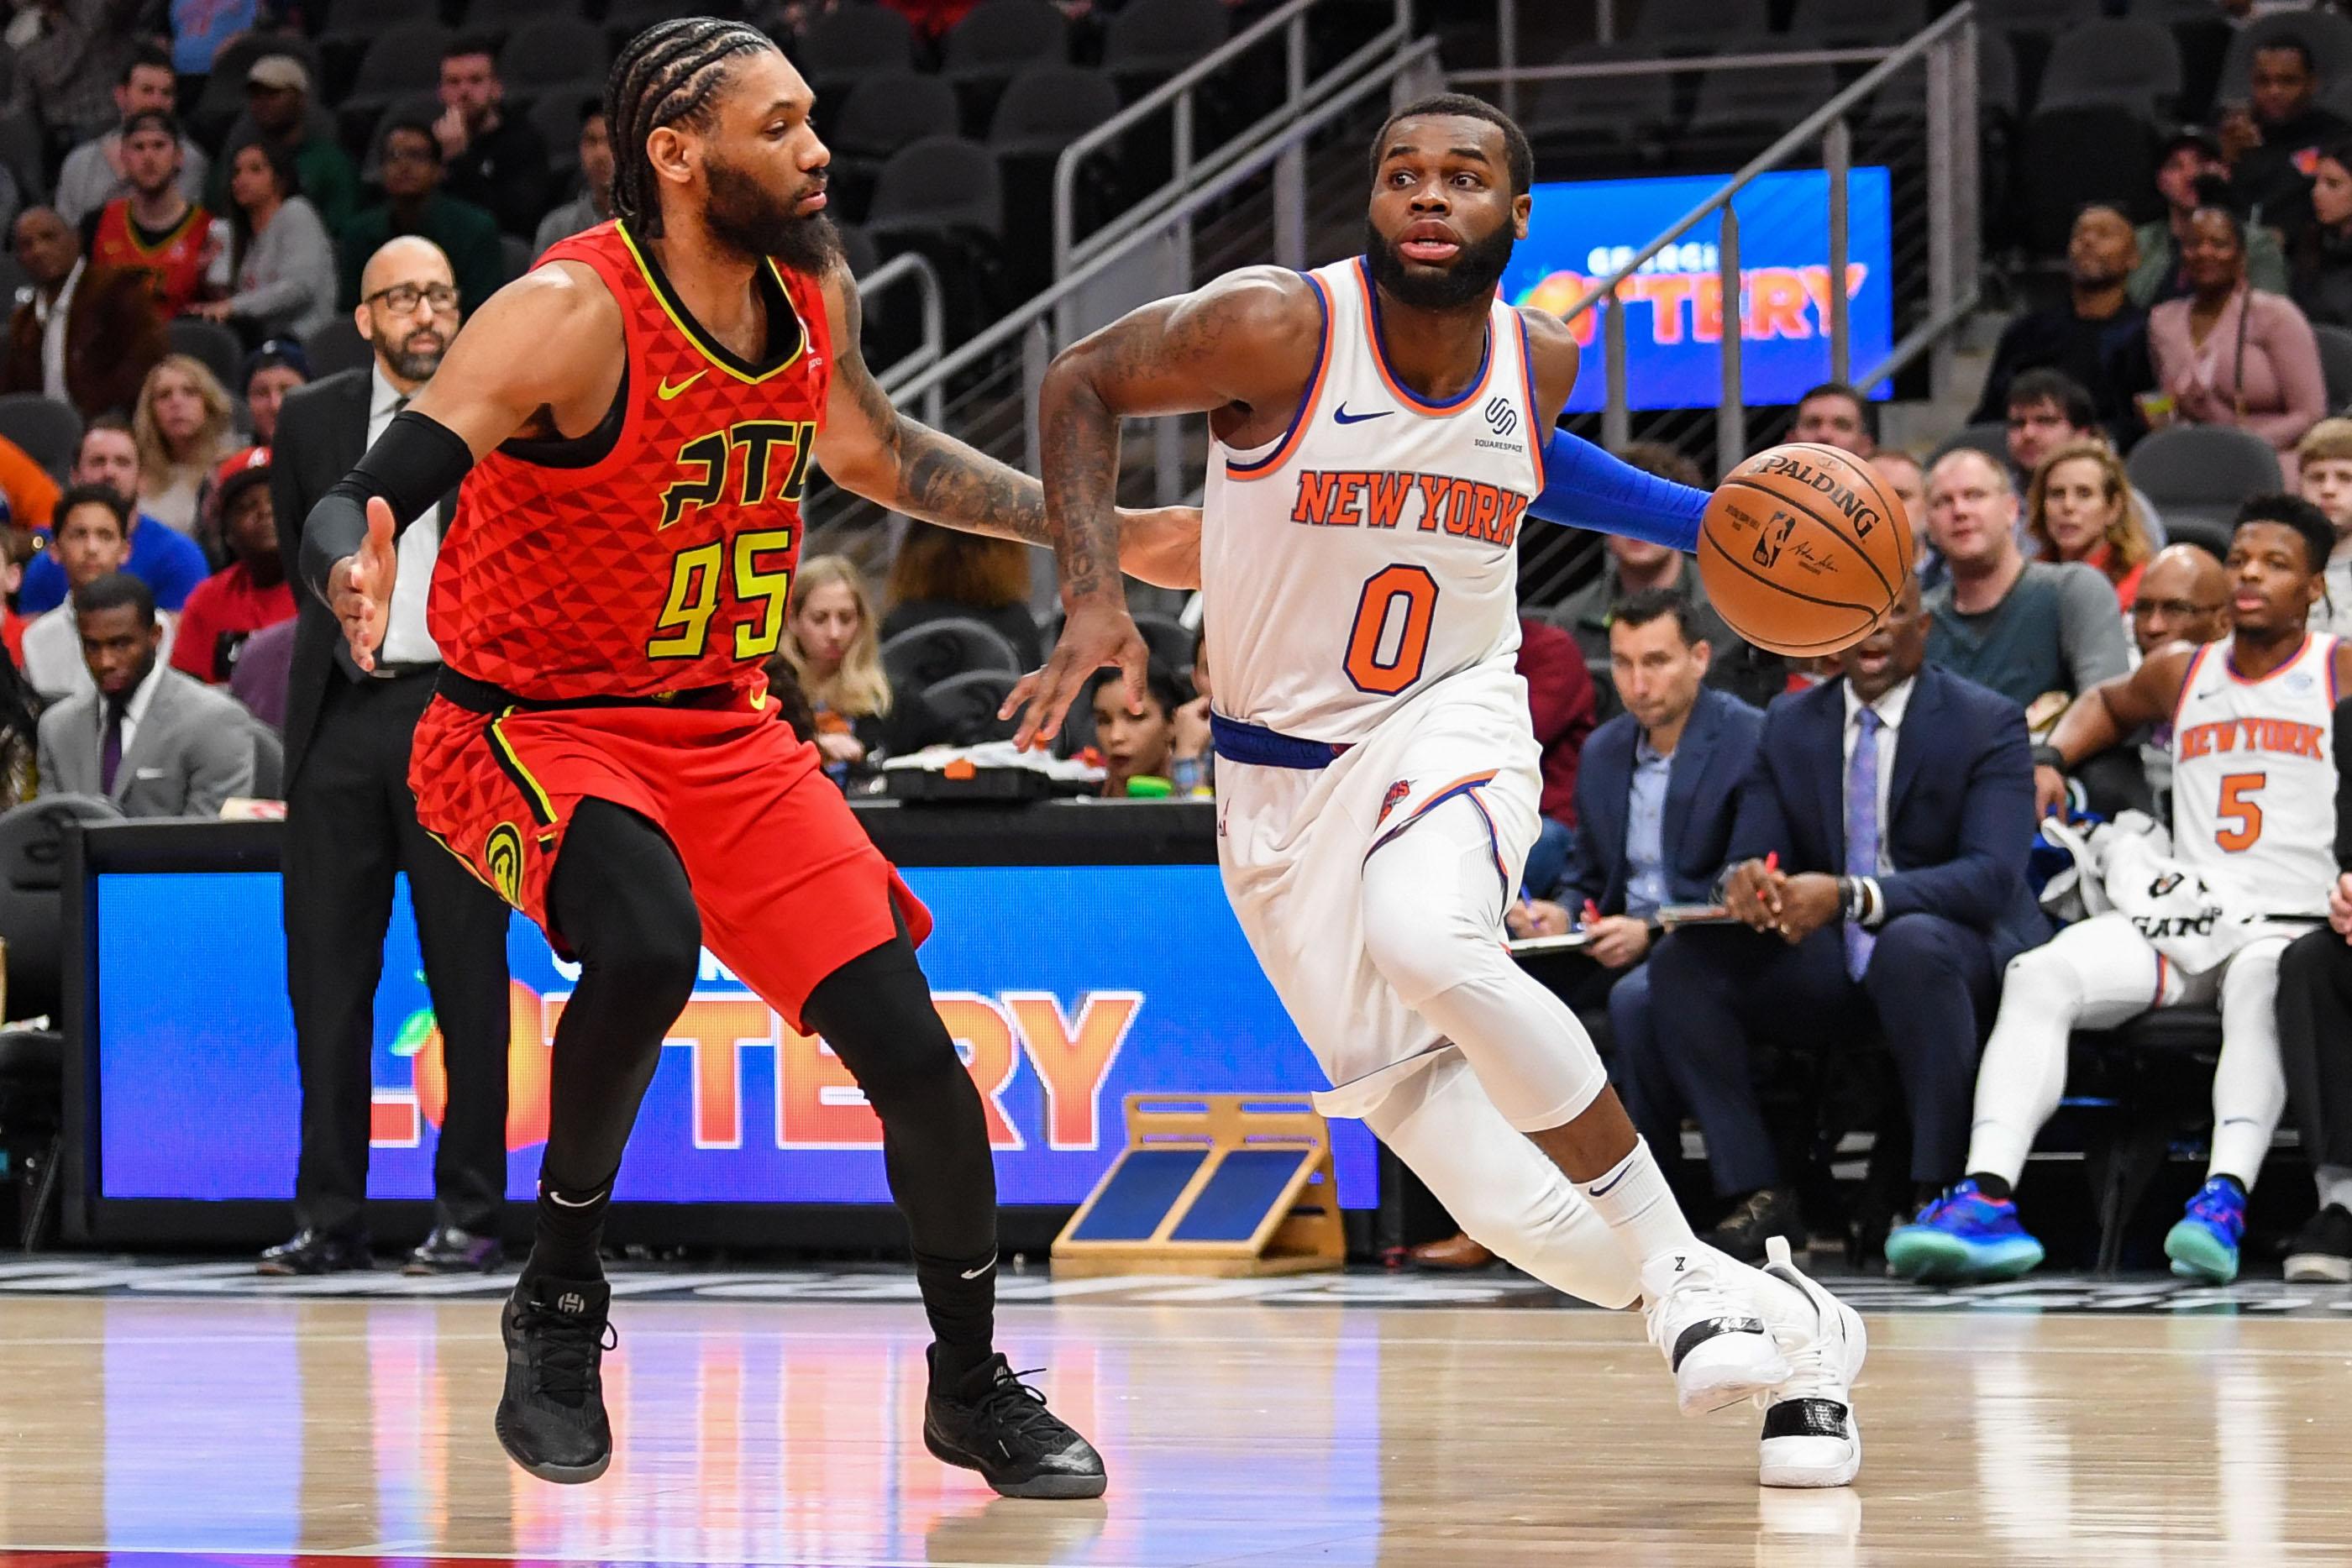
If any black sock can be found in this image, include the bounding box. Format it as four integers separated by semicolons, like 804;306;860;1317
522;1182;611;1284
1968;1172;2012;1201
916;1247;999;1386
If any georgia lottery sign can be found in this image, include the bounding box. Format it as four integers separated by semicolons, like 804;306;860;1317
1504;167;1896;412
87;863;1378;1209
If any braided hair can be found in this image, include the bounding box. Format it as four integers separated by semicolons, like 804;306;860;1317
606;17;777;239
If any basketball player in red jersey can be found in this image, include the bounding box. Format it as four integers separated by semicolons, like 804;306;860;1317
300;18;1189;1496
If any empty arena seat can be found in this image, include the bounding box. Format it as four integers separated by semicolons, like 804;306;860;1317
0;794;124;1027
1131;612;1193;674
945;0;1071;89
1525;45;1677;167
1927;422;2011;469
1680;50;1839;164
866;135;1005;252
834;71;961;165
908;669;1021;747
2126;425;2286;540
881;617;1024;695
302;319;375;381
2316;323;2352;412
167;318;243;398
497;16;608;98
1783;0;1926;45
341;23;455;136
792;3;916;101
0;395;79;480
2035;18;2184;115
2015;105;2156;254
1105;0;1231;76
529;87;602;181
457;0;551;43
1634;0;1767;45
989;65;1122;156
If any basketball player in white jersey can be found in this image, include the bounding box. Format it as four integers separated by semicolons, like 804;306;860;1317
1887;495;2346;1286
1005;94;1868;1488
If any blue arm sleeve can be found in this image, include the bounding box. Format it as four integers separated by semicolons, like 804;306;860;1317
1528;427;1708;553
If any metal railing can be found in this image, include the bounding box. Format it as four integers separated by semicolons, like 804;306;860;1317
1051;0;1415;292
853;251;945;429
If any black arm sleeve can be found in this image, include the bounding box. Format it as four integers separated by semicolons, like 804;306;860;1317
299;409;479;605
2334;694;2352;873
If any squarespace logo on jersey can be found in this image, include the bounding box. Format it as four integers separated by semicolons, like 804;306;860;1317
370;960;1142;1156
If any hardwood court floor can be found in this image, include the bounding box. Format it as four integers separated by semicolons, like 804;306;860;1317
0;1289;2346;1566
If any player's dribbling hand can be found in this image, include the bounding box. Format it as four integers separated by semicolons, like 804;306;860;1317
1001;599;1149;751
330;496;399;673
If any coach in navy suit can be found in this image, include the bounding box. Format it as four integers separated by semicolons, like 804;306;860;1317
1642;578;2047;1259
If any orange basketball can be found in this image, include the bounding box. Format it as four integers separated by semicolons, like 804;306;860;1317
1696;442;1915;658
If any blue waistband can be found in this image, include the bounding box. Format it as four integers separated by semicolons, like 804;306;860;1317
1210;712;1350;769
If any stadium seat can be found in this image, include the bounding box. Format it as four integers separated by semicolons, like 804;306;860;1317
865;134;1005;268
944;0;1071;95
458;0;551;45
1104;0;1231;76
1634;0;1768;47
0;108;44;206
0;396;79;480
601;0;697;54
1131;612;1192;674
1927;422;2011;469
989;65;1122;157
0;794;124;1027
2316;323;2352;412
792;3;916;102
1783;0;1926;45
0;1024;62;1248
342;24;456;143
529;87;602;181
303;320;375;380
880;617;1023;695
2035;18;2183;116
1678;50;1839;166
168;319;244;400
832;71;962;219
2217;9;2352;103
911;669;1021;747
317;0;439;102
2015;105;2156;254
497;16;608;99
837;221;882;281
1525;45;1677;171
2126;424;2285;542
1975;0;2101;39
2071;1005;2225;1275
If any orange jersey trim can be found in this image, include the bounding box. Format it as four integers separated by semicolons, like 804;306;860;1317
1223;271;1335;481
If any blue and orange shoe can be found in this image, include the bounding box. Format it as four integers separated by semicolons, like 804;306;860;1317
1882;1180;2045;1283
2163;1176;2246;1283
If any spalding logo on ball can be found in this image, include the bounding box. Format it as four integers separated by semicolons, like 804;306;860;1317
1697;442;1915;658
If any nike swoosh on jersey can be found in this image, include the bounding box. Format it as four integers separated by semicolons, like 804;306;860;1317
1333;404;1392;425
658;370;707;401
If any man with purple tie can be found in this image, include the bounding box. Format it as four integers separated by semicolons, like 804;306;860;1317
1641;580;2048;1261
34;573;256;817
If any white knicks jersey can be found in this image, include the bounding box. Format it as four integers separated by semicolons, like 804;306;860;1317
1200;256;1545;743
2169;632;2339;915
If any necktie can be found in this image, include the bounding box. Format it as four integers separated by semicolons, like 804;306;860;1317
99;697;125;794
1844;706;1882;982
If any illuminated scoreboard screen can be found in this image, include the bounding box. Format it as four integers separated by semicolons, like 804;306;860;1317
86;862;1378;1210
1504;166;1896;412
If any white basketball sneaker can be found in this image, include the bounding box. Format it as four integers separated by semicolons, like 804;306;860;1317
1640;1248;1788;1416
1754;1235;1866;1488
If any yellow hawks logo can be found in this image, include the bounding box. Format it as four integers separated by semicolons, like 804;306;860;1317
483;822;525;908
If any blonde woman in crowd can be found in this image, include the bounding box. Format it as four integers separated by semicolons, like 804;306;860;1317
2026;440;2157;611
774;554;892;773
131;354;237;538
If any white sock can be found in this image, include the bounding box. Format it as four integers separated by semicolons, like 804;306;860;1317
2318;1164;2352;1214
1576;1137;1699;1277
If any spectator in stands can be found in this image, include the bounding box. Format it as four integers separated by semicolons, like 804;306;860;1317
2024;441;2156;611
1518;614;1594;899
228;616;293;732
2134;134;2290;306
1789;380;1875;457
18;417;207;613
1642;579;2042;1260
1174;625;1210;797
2129;543;2230;816
1972;206;2155;450
533;109;613;259
168;0;255;79
130;353;235;538
241;338;307;447
339;120;507;320
190;138;335;343
1;205;166;420
2276;757;2352;1282
883;523;1044;669
2223;37;2349;246
1893;498;2340;1286
22;485;175;700
36;572;254;815
774;553;892;774
1869;448;1935;590
171;447;291;684
54;44;208;228
1551;442;1785;714
218;55;358;236
433;39;551;240
1090;663;1192;797
1921;448;2133;718
11;0;135;149
2291;134;2352;328
2001;369;2167;544
87;111;210;320
2303;417;2352;632
2149;202;2328;480
0;611;38;810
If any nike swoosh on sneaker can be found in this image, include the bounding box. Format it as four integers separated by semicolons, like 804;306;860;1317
1333;404;1391;425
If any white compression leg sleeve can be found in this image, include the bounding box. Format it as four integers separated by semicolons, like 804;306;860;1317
1357;795;1609;1131
2210;936;2291;1188
1967;915;2166;1186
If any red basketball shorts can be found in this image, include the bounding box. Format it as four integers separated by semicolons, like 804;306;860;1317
409;684;931;1031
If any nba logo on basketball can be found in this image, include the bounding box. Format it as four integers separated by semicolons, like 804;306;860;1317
1379;779;1411;825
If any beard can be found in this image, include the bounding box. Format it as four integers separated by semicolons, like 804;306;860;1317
375;324;445;384
707;151;838;274
1362;216;1516;312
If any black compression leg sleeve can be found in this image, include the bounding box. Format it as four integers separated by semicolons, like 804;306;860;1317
801;933;999;1384
521;798;701;1283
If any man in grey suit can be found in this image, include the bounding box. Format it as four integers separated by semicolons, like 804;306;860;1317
36;574;255;817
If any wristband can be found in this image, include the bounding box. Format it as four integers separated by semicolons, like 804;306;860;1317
2030;744;2066;772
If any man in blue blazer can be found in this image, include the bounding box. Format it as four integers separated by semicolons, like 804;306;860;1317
1643;578;2046;1261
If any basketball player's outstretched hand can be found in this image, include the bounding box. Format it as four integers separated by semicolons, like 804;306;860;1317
331;496;399;674
1002;600;1150;751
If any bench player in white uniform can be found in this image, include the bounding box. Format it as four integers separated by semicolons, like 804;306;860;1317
1887;496;2347;1285
1007;94;1867;1488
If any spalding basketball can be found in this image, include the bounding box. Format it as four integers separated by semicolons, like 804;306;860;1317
1696;443;1914;657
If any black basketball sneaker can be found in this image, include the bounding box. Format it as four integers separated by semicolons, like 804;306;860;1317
923;1347;1108;1498
496;1275;617;1484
